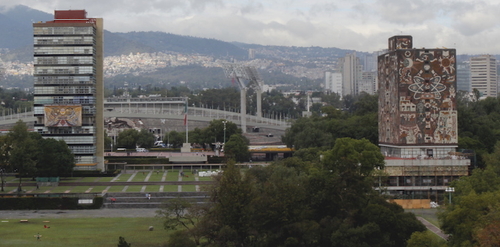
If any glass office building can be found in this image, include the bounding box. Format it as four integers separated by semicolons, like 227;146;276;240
33;10;104;171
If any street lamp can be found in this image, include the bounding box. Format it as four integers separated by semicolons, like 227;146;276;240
222;120;227;146
445;187;455;204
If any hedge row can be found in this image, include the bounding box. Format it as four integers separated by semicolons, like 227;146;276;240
0;197;103;210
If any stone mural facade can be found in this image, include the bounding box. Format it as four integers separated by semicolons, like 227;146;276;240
378;36;458;146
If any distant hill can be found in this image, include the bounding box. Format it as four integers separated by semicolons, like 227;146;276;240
112;32;247;58
0;5;248;62
0;5;52;50
0;4;358;63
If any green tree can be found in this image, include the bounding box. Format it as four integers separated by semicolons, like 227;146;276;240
198;160;254;246
245;165;315;246
0;135;10;192
193;139;423;246
201;119;240;145
439;142;500;246
406;231;447;247
136;129;155;149
156;197;205;245
351;92;378;116
117;236;131;247
35;138;75;177
117;129;139;149
165;130;184;148
7;120;38;192
223;134;249;162
474;204;500;247
166;230;197;247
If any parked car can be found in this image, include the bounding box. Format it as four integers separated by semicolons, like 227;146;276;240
154;141;166;147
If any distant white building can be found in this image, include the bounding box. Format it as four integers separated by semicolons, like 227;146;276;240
338;53;362;96
470;55;497;98
324;71;342;95
262;84;277;93
358;71;377;95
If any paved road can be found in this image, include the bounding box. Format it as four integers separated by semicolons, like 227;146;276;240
0;208;160;219
417;216;449;240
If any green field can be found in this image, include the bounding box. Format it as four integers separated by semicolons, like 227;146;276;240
410;209;440;226
0;217;169;247
1;171;212;195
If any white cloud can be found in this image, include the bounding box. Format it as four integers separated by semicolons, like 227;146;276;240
1;0;500;53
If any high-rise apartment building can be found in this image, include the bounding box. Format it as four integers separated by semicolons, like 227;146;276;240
324;71;342;96
378;36;469;199
358;71;377;95
33;10;104;171
338;53;362;96
470;55;497;98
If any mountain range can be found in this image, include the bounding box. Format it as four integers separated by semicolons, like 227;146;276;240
0;5;355;63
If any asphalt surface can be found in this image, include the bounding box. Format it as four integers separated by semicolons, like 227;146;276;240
417;216;449;240
0;208;160;219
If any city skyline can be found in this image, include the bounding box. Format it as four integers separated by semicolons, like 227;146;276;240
1;0;500;54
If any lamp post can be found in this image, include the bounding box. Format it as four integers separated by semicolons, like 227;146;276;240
445;187;455;204
222;120;227;147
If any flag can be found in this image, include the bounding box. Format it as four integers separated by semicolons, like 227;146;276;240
183;101;188;126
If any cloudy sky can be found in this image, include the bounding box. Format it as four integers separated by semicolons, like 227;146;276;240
2;0;500;54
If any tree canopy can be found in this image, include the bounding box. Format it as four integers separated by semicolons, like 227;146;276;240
223;134;250;162
166;138;424;246
439;142;500;246
116;128;155;149
0;121;75;190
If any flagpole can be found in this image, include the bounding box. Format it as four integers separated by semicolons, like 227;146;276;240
184;98;188;143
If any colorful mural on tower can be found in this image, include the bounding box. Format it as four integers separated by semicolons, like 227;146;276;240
378;36;457;145
44;105;82;127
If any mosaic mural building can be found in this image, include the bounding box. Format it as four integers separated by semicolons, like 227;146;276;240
33;10;104;171
377;36;470;199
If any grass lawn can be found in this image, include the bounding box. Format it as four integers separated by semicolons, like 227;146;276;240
99;177;117;182
410;208;440;226
0;217;169;247
147;172;166;182
87;186;108;193
197;176;214;181
105;186;126;192
34;186;54;193
145;185;161;192
180;173;196;181
131;173;150;182
166;171;179;181
47;186;73;193
59;177;82;182
125;186;144;192
0;186;19;193
162;185;178;192
181;185;197;192
63;177;97;183
112;174;132;182
66;186;92;193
